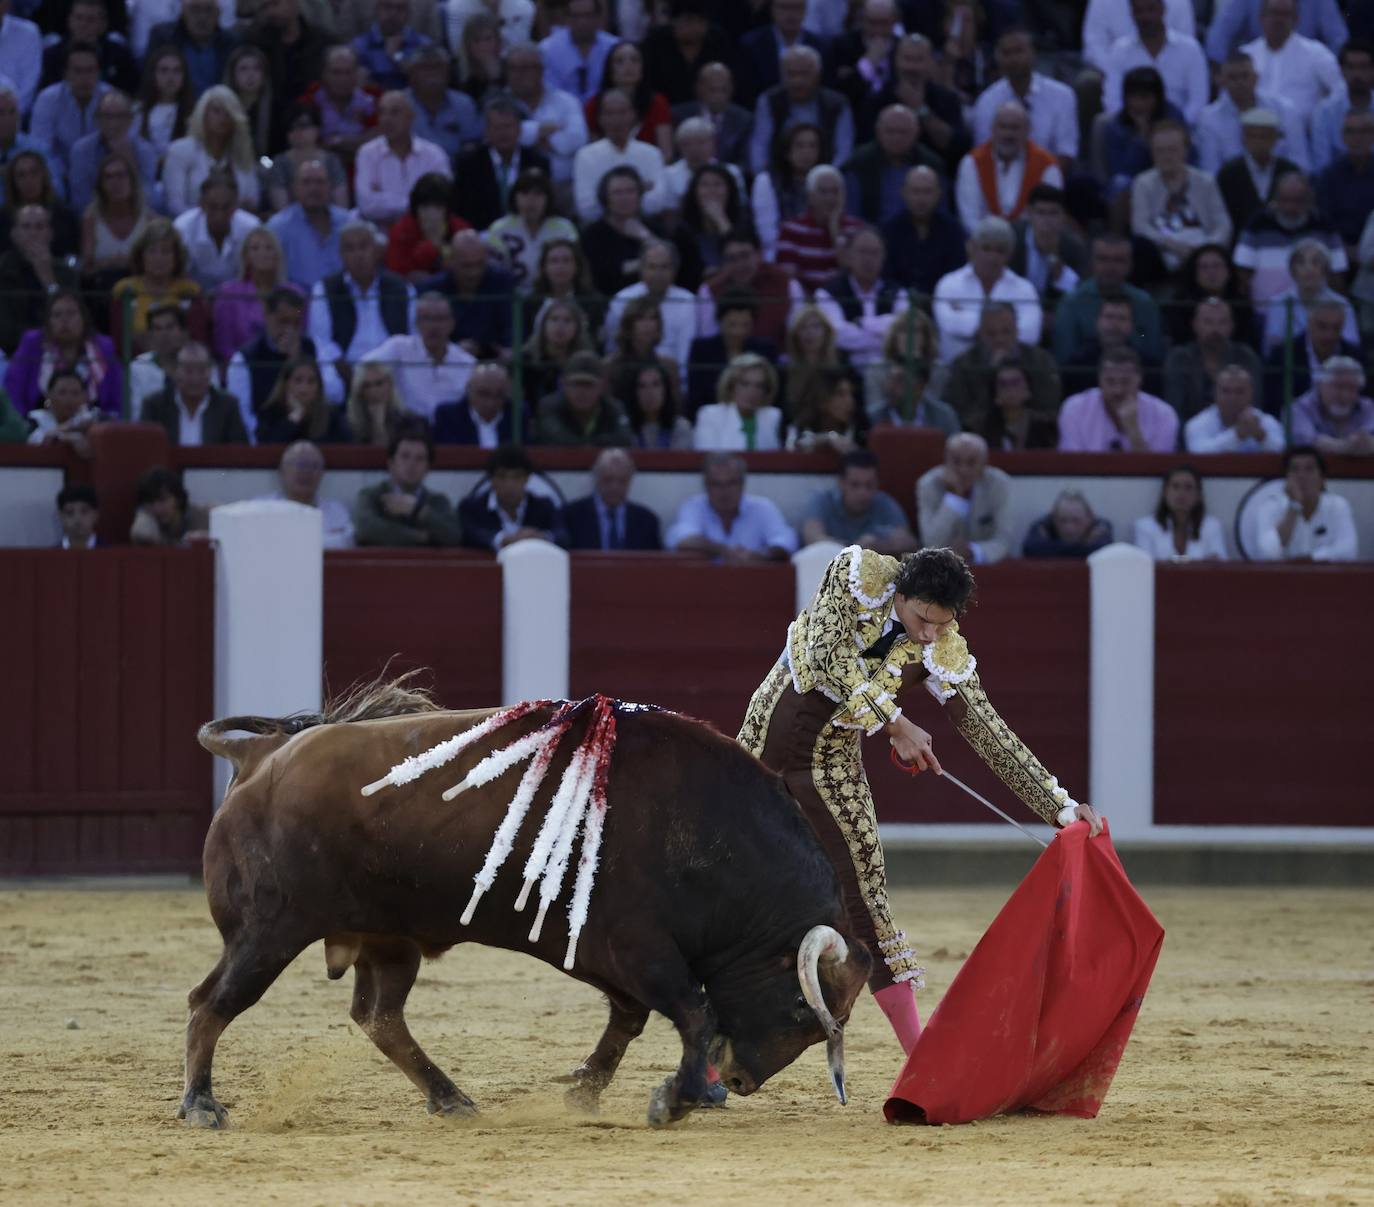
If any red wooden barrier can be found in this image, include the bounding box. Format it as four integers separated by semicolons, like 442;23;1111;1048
1154;564;1374;826
0;547;214;874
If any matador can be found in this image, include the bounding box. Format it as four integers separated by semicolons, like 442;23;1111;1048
739;544;1102;1053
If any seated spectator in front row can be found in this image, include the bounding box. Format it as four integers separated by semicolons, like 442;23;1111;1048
129;465;210;544
1058;347;1179;453
916;432;1012;564
1133;465;1229;561
353;423;463;547
458;445;569;552
1255;446;1359;562
1163;298;1265;423
141;342;247;445
666;452;798;562
57;483;100;550
1184;365;1285;453
564;448;663;551
693;353;784;452
1290;356;1374;455
434;363;517;446
255;357;352;445
26;368;97;456
267;440;354;548
1022;490;1113;559
801;450;918;555
534;352;633;447
361;292;477;423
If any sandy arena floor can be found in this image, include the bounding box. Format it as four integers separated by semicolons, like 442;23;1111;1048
1;882;1371;1207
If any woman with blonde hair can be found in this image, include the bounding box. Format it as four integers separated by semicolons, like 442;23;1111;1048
256;357;352;444
781;304;846;414
693;352;783;451
212;227;300;364
79;153;153;288
162;86;262;216
347;360;412;446
519;297;593;401
111;219;204;347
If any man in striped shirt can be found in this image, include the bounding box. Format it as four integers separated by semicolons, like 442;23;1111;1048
776;165;865;294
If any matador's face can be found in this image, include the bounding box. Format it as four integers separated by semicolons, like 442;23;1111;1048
893;595;956;647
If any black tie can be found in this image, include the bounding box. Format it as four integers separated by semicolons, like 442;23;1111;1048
863;624;906;661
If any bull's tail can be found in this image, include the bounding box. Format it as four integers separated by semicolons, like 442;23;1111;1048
197;716;300;771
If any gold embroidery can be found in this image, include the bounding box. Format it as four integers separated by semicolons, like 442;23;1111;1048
738;660;789;758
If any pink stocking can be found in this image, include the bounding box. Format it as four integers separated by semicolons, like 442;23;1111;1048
872;983;923;1055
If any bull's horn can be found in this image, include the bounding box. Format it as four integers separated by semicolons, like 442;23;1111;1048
827;1031;847;1106
797;925;848;1040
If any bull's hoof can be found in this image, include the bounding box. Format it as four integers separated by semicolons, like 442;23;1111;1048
178;1093;228;1129
428;1093;478;1118
646;1080;694;1127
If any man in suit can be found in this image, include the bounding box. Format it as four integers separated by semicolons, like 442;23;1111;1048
1010;184;1089;306
1263;298;1363;413
736;0;829;110
140;342;248;445
433;362;518;445
452;95;550;232
458;443;568;551
669;61;753;169
1217;107;1299;234
565;448;663;551
881;165;966;294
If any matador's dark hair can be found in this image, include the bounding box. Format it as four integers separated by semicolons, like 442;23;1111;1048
894;548;976;616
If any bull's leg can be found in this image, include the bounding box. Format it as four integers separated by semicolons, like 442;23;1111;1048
558;994;650;1111
646;984;716;1127
349;937;475;1117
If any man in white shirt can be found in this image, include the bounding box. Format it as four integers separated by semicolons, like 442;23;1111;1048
603;238;696;370
0;0;44;116
1194;50;1309;173
666;452;798;561
1081;0;1194;72
128;304;187;415
1101;0;1209;125
1255;446;1359;561
1184;364;1284;452
354;91;451;228
933;216;1042;362
1240;0;1343;126
955;102;1063;233
267;440;355;548
811;226;909;368
360;292;476;421
172;172;261;293
505;41;587;185
572;87;667;222
970;28;1078;164
308;221;417;368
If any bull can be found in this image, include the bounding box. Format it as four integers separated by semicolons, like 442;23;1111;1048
182;677;872;1129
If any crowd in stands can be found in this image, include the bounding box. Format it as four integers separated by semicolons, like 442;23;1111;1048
3;0;1371;562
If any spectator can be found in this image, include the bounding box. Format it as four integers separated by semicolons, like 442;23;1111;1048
666;451;798;561
1263;297;1363;412
355;91;450;229
30;42;109;165
211;226;294;365
1260;239;1360;358
1101;0;1209;125
128;303;187;413
360;292;476;422
954;101;1063;233
1195;50;1308;175
455;11;504;105
572;88;667;224
686;292;778;415
56;482;100;549
1314;110;1374;256
737;0;828;110
0;204;79;355
0;87;53;204
1022;489;1114;558
1060;289;1163;400
4;288;121;416
1164;241;1253;347
576;165;657;300
870;352;960;435
172;170;261;293
695;227;795;348
162;85;261;216
1239;0;1343;121
931;1;987;108
669;61;753;170
1235;171;1350;307
483;168;577;291
352;423;463;547
605;299;679;398
786;365;863;453
133;45;193;161
24;367;98;454
302;46;379;169
309;220;416;370
0;151;77;260
777;165;866;294
529;238;606;342
227;286;341;435
1216;107;1300;235
68;88;158;217
692;351;784;453
1059;346;1179;452
425;229;514;359
1205;0;1347;64
532;350;632;446
111;218;204;348
459;444;567;550
445;0;530;59
604;239;695;373
404;44;479;161
863;304;942;418
584;39;673;162
246;0;331;143
501;41;586;194
811;227;910;370
1011;184;1086;305
255;355;351;444
830;0;903;123
1165;298;1266;422
519;297;594;402
1052;233;1166;367
915;432;1011;564
976;360;1059;450
433;361;517;447
970;28;1078;164
1290;356;1374;455
223;44;272;158
453;94;549;232
78;151;152;290
352;0;432;92
345;359;410;446
1184;363;1284;452
537;0;617;105
146;0;239;98
0;0;43;117
267;439;353;548
801;448;917;553
621;360;692;450
670;162;745;293
933;215;1042;362
1311;38;1374;172
780;304;850;415
1132;465;1229;559
563;447;662;551
1131;120;1232;276
1254;445;1358;561
880;165;967;295
140;341;247;445
1095;65;1181;203
842;103;945;228
266;103;350;213
751;121;822;259
385;174;472;285
749;44;853;177
129;465;210;544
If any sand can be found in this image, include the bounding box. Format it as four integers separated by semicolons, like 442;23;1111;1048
1;882;1371;1207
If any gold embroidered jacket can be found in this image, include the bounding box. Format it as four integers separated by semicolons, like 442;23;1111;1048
785;545;1077;826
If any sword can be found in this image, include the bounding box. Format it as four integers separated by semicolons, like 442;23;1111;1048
889;749;1049;849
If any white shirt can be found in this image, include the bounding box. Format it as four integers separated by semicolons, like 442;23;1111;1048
308;273;418;364
955;152;1064;234
1132;514;1229;561
665;492;798;555
354;136;452;225
932;265;1043;362
515;85;588;183
572;137;667;222
161;139;261;217
445;0;534;54
604;282;697;374
265;490;355;548
175;391;207;447
1194;89;1310;174
1239;34;1344;126
970;75;1080;160
1183;405;1285;453
1255;492;1359;562
1081;0;1195;70
470;403;503;450
360;334;476;420
0;13;43;114
811;278;911;367
692;403;785;451
173;207;261;293
1101;29;1210;125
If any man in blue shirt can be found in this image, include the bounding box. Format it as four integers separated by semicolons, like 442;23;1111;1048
666;452;798;561
351;0;432;92
266;158;353;289
538;0;617;103
67;88;159;212
29;43;109;165
800;450;918;554
404;44;479;159
0;0;43;116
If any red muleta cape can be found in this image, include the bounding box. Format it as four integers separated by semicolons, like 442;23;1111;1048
885;820;1164;1124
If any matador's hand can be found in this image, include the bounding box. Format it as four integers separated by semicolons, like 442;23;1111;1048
1074;802;1104;838
887;715;943;775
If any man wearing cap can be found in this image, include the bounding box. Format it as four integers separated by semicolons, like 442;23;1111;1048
532;351;633;447
1217;107;1301;233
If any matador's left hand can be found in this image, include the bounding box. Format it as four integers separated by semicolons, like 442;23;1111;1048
1076;802;1104;838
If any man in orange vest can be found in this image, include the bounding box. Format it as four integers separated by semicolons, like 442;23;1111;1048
954;101;1062;234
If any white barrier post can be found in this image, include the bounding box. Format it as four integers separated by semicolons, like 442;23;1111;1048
792;540;843;614
1087;543;1154;840
210;500;324;805
498;540;570;704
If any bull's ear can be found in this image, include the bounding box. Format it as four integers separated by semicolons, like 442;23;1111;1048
821;933;872;1013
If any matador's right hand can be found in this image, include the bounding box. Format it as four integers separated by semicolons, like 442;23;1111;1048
888;715;943;775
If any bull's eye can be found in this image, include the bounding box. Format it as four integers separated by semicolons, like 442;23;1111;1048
794;994;807;1010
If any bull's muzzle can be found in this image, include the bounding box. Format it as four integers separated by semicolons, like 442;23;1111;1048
798;925;849;1106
